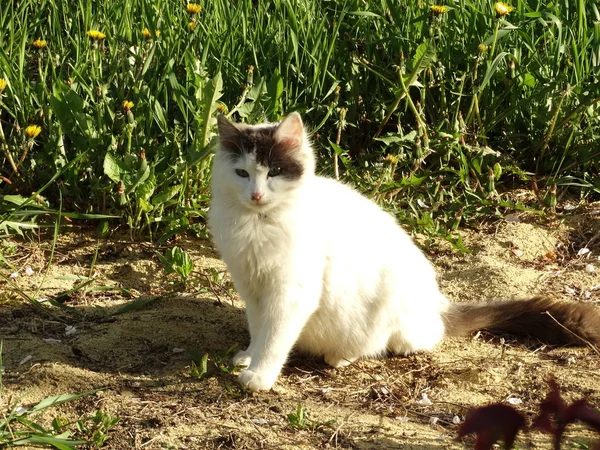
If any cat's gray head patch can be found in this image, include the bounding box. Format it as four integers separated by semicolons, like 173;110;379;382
217;115;304;180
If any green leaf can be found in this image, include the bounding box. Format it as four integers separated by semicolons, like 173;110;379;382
151;184;180;206
31;390;100;413
103;152;125;183
153;98;168;132
375;131;418;145
479;52;510;93
125;166;151;196
110;295;162;316
348;11;383;18
198;72;223;149
9;435;87;449
267;70;284;117
405;41;437;87
483;24;519;45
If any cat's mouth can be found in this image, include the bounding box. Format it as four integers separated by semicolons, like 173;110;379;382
242;198;272;211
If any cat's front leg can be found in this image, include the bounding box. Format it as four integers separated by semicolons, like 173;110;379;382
238;285;319;392
233;294;260;368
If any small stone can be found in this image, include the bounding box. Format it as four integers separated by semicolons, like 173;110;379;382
416;393;433;407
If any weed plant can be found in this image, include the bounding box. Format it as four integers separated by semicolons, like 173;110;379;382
0;0;599;238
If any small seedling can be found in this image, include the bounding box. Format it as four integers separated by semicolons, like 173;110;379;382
190;353;209;380
287;405;335;431
190;345;240;380
156;246;194;282
0;386;119;448
288;405;309;429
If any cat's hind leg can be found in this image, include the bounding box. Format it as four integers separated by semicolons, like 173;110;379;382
387;308;445;355
324;354;357;368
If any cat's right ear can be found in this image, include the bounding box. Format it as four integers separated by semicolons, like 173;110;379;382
217;114;242;153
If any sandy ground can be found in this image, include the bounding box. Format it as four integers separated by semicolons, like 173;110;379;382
1;207;600;449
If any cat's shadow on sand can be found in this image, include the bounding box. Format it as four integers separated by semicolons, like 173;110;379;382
2;293;254;377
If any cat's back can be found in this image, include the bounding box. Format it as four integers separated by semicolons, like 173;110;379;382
307;176;405;237
302;176;426;266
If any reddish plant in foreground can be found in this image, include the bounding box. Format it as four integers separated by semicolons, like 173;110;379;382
457;380;600;450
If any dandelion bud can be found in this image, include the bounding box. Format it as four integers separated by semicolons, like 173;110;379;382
486;168;496;194
117;181;128;207
508;59;516;79
544;184;557;208
139;149;148;172
246;65;254;86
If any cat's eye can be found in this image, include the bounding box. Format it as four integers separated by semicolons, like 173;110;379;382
235;169;249;178
268;167;282;177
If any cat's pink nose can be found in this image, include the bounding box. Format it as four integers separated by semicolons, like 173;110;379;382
251;192;263;201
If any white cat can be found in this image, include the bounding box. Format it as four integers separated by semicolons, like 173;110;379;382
208;113;600;392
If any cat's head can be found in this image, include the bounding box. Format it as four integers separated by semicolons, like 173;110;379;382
212;112;315;212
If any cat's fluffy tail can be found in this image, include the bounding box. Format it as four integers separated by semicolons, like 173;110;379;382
442;297;600;346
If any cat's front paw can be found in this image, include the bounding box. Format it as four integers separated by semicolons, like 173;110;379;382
232;350;252;367
238;369;277;392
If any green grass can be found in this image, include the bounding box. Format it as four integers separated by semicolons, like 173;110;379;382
0;0;599;238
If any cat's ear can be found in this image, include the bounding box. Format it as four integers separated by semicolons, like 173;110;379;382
217;114;242;153
274;112;304;150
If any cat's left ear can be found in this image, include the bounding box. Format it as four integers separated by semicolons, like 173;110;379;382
274;112;304;150
217;114;243;153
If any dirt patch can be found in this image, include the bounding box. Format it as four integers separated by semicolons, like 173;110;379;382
1;211;600;449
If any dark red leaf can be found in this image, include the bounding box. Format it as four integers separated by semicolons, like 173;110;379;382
533;380;600;450
566;399;600;434
458;403;526;450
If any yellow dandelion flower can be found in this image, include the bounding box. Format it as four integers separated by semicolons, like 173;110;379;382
25;125;42;140
216;102;228;114
494;2;513;17
33;39;47;49
430;5;448;15
122;100;134;111
0;78;7;93
87;30;107;41
188;21;197;31
142;28;152;39
384;154;400;164
155;29;161;37
187;3;202;14
477;43;489;53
